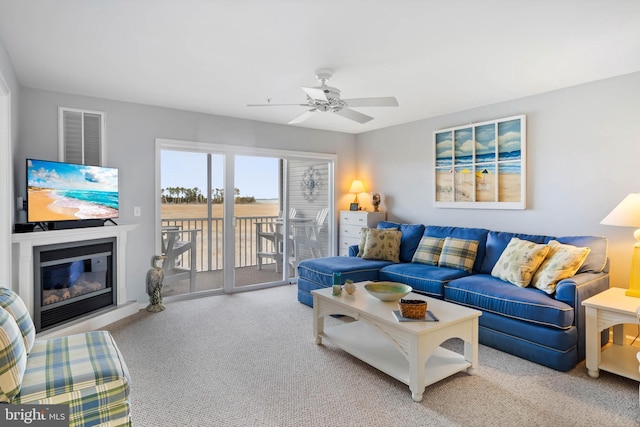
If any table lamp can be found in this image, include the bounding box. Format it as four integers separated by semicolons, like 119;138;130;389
349;180;365;203
601;192;640;297
349;180;365;211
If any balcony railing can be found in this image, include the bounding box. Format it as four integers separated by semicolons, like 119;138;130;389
161;215;280;272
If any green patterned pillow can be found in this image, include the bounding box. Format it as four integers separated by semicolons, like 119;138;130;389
491;237;550;287
0;306;27;403
357;227;371;257
0;288;35;354
532;240;591;294
361;228;402;263
412;236;444;265
438;237;479;273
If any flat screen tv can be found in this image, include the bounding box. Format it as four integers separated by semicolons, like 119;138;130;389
27;159;119;223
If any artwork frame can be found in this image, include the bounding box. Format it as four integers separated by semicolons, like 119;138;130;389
434;115;526;209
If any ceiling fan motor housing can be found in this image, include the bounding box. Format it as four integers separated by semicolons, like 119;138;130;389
308;86;345;112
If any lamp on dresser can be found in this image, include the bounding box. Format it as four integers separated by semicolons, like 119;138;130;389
349;180;365;211
601;192;640;297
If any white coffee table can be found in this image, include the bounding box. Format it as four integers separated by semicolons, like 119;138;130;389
312;282;481;402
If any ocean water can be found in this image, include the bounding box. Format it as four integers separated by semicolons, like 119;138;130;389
52;190;119;220
436;149;521;168
56;189;118;209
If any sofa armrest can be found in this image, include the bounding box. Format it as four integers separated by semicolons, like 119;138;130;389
555;272;609;309
348;244;359;257
555;271;610;361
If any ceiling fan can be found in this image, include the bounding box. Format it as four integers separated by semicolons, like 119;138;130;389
247;69;399;124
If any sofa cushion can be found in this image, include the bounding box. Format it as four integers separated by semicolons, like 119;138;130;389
361;228;402;262
377;222;425;262
424;226;489;272
444;274;574;329
0;306;27;403
380;263;469;298
556;235;608;274
532;240;591;294
298;256;394;288
412;236;444;266
480;231;554;274
491;237;550;287
0;287;36;354
15;331;131;426
438;237;479;273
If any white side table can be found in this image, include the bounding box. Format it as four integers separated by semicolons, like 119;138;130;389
582;287;640;380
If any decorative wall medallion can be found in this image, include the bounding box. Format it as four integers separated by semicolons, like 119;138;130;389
301;166;322;201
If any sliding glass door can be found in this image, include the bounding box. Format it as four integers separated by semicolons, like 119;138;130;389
159;150;225;297
158;140;335;297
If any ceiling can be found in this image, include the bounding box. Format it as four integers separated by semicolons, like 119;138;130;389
1;1;639;135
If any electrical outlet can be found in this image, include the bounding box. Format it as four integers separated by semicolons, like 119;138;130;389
134;207;141;217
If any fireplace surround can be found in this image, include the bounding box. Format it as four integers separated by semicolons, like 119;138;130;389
11;224;138;337
33;237;117;332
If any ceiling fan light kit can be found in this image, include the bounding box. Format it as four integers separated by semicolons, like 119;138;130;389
247;69;399;125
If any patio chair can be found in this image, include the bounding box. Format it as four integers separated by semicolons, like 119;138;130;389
256;208;296;272
289;207;329;273
161;228;197;292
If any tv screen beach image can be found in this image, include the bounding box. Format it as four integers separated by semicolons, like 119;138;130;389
27;159;119;222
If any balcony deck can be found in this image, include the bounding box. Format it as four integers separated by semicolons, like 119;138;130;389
161;263;285;298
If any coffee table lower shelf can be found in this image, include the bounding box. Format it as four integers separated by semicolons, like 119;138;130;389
320;321;471;393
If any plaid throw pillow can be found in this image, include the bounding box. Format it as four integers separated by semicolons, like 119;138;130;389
438;237;479;273
0;306;27;402
0;288;35;354
412;236;444;265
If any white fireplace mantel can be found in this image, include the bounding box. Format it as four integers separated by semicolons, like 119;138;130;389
11;224;139;337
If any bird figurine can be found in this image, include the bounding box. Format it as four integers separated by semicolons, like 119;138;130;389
146;255;166;312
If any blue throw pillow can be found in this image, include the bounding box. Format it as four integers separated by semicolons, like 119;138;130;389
377;222;425;262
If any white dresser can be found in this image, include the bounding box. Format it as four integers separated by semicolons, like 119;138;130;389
338;210;386;256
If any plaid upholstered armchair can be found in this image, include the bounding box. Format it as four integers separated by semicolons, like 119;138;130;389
0;287;132;426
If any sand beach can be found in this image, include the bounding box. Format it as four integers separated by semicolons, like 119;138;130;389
28;189;80;221
435;170;521;203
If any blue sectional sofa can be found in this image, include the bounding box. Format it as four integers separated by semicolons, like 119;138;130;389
297;222;610;372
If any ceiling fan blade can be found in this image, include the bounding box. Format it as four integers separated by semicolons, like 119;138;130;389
335;108;374;124
247;103;309;107
301;86;327;101
343;97;399;107
288;109;317;124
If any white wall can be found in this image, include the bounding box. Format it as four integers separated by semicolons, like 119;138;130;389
0;34;20;288
15;88;356;302
356;71;640;289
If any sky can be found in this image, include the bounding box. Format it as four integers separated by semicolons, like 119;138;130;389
160;150;279;199
28;159;118;192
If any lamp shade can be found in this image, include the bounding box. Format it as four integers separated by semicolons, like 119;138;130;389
601;193;640;228
349;180;365;194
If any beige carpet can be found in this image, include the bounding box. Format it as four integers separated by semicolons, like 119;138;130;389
105;285;640;426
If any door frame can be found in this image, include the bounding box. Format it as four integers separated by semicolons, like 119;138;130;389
155;138;336;293
0;70;12;288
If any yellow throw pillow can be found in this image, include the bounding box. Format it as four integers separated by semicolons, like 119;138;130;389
491;237;550;287
361;228;402;263
532;240;591;294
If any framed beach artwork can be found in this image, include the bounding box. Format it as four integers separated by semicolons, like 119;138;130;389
434;115;526;209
